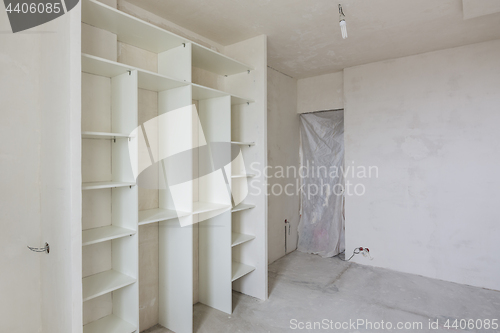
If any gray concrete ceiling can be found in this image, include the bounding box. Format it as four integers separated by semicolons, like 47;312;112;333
126;0;500;78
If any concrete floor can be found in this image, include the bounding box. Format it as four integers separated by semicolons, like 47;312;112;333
144;251;500;332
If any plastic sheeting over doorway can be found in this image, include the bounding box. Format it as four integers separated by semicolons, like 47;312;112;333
298;111;345;257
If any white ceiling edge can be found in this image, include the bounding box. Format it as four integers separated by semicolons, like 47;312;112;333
463;0;500;19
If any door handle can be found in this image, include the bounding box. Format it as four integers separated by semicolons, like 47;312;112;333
27;242;49;254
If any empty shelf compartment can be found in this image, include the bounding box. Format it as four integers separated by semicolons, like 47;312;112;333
231;141;255;146
192;43;253;76
82;0;186;53
83;314;136;333
139;208;190;225
82;270;136;302
138;69;187;92
192;83;253;105
231;94;255;105
82;53;132;78
231;203;256;212
231;262;255;282
82;131;131;140
82;0;253;75
231;232;255;247
192;202;231;214
82;181;135;190
82;225;136;246
83;53;187;91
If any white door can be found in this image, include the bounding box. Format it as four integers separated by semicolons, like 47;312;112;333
0;6;82;333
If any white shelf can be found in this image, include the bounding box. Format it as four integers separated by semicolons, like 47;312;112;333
82;270;136;302
192;202;231;214
231;141;255;146
137;69;188;92
82;0;253;75
82;226;136;246
83;53;187;91
192;83;253;105
83;314;136;333
231;262;255;282
192;83;227;100
82;181;135;190
83;54;253;103
231;203;256;213
139;208;190;225
82;131;130;140
139;203;230;222
82;53;132;77
192;43;253;76
231;95;254;105
231;174;256;178
231;233;255;247
82;0;185;53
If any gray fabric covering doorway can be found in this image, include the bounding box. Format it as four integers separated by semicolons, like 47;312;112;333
298;110;345;257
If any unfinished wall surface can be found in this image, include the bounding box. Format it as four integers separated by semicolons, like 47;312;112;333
344;39;500;291
297;71;343;113
267;68;300;264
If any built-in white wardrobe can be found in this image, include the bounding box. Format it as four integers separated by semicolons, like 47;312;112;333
80;0;267;332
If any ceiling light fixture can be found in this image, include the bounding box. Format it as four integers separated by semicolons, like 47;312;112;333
339;4;347;39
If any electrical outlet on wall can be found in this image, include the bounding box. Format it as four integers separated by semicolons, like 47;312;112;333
361;247;373;260
284;219;291;253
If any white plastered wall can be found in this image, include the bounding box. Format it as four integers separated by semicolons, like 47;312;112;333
0;3;82;333
267;68;300;264
297;71;344;113
344;39;500;291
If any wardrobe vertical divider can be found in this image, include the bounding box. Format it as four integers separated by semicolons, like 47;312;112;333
198;96;233;314
225;36;268;302
110;69;139;329
157;43;194;333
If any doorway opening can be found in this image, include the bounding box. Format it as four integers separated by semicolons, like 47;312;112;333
298;110;345;257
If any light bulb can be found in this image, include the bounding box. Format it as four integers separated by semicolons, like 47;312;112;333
340;20;347;39
339;4;347;39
